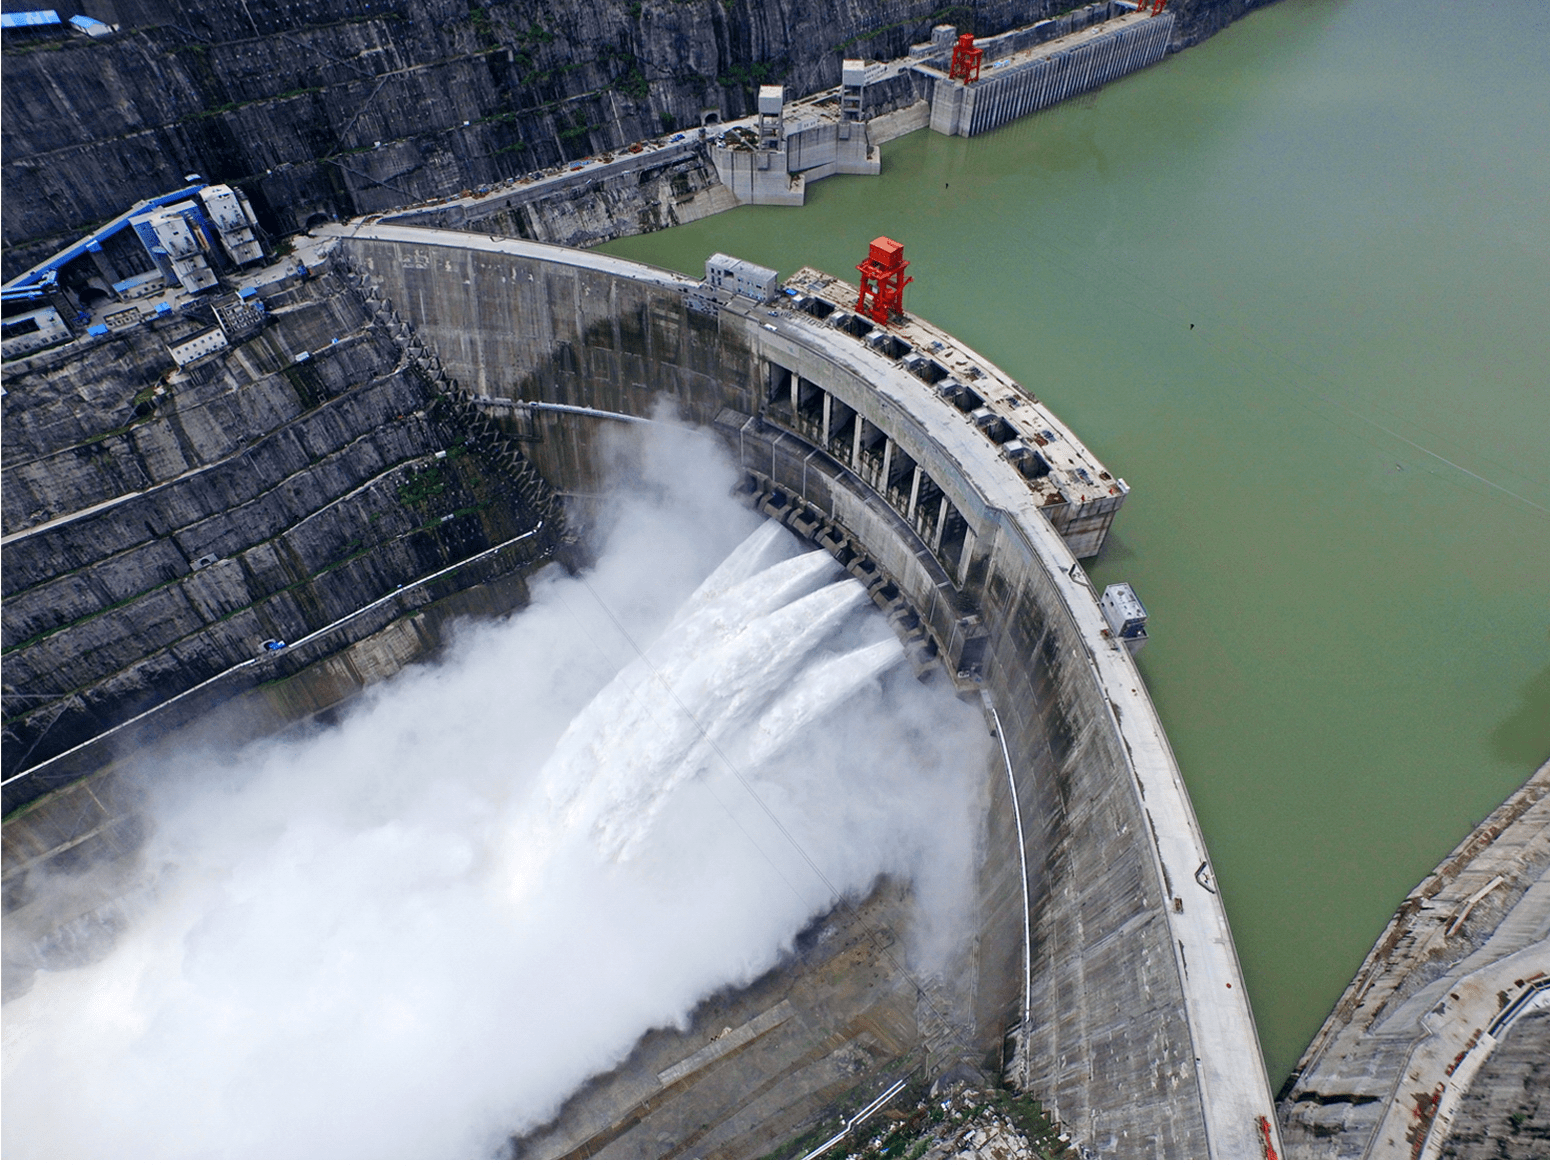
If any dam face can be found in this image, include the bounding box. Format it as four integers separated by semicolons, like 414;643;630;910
330;223;1277;1156
1;219;1274;1155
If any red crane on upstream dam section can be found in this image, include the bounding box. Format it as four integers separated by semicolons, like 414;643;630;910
855;236;912;324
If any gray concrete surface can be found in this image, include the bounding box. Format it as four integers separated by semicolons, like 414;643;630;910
328;222;1278;1157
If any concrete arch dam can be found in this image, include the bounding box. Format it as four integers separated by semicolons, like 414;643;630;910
327;223;1278;1157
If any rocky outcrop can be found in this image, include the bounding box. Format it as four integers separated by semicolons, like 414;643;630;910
1;0;1276;279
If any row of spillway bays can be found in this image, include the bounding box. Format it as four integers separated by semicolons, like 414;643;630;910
692;253;1152;649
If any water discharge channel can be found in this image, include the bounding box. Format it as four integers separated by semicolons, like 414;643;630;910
1;437;993;1158
594;0;1550;1089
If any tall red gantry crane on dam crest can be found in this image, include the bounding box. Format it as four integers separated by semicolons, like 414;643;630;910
855;236;912;324
948;33;983;83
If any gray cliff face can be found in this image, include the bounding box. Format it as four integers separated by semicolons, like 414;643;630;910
404;145;743;249
0;267;556;797
1;0;1270;278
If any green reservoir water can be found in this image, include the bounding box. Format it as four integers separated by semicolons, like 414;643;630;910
601;0;1550;1085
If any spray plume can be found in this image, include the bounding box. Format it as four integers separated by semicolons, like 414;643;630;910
1;424;988;1158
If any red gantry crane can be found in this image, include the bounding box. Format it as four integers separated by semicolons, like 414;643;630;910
855;237;912;324
948;33;983;83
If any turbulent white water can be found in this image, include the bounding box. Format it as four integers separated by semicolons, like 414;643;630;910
1;426;988;1159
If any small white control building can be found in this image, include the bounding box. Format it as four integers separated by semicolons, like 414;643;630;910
705;253;779;303
1100;582;1149;652
167;326;230;366
1;303;72;358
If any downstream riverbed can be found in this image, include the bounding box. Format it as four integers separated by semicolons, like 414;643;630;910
601;0;1550;1085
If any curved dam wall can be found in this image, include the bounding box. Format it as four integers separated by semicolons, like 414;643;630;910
332;223;1278;1157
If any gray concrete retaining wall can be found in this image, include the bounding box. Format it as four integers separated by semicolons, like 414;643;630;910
930;12;1174;138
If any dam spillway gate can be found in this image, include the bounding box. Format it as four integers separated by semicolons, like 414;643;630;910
318;223;1278;1157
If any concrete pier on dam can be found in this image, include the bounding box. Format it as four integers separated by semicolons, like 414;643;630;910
317;221;1280;1157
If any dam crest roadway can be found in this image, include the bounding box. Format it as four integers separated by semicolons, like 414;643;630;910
315;219;1280;1157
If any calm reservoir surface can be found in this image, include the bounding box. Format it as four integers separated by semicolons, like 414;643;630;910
601;0;1550;1085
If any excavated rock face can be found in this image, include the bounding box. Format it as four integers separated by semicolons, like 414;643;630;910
0;264;561;804
0;0;1271;278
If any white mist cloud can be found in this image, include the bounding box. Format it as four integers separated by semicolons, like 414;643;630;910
1;423;988;1159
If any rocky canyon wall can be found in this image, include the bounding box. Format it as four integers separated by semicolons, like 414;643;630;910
0;261;560;806
2;0;1273;279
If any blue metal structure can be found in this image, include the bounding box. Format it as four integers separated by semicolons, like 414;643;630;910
1;184;208;307
0;11;62;29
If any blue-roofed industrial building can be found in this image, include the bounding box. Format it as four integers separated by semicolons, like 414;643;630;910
68;14;114;36
0;10;62;38
2;181;268;356
1;11;118;39
0;10;61;28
